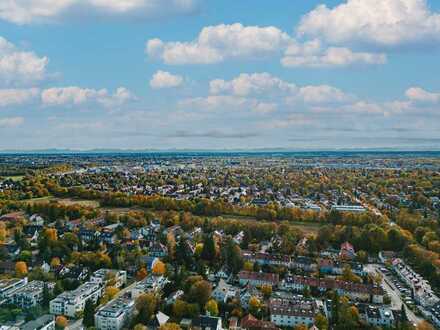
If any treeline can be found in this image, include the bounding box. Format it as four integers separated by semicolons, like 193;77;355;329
45;181;386;227
24;201;98;221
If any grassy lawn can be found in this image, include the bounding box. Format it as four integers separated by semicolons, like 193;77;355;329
23;196;100;208
52;198;100;208
3;175;24;182
23;196;54;204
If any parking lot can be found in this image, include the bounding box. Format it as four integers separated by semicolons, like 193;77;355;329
366;264;423;326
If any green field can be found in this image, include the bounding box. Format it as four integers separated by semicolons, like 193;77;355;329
3;175;24;182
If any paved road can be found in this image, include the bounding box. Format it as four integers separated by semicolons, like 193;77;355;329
365;264;422;326
67;281;138;330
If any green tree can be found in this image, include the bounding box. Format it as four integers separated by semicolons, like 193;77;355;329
314;313;328;330
201;234;217;261
83;299;95;327
135;293;158;325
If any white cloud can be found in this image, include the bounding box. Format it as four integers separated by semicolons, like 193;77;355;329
179;95;276;115
0;88;40;107
209;73;352;105
41;86;136;107
0;0;199;24
253;102;277;114
405;87;440;103
281;39;386;68
0;117;24;127
297;0;440;48
150;70;183;89
209;73;296;96
146;23;292;65
294;85;354;104
0;36;48;86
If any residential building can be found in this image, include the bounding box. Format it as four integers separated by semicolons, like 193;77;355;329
242;251;290;268
192;315;222;330
240;314;279;330
282;276;384;303
269;297;322;328
358;304;396;328
90;269;127;289
21;314;55;330
10;281;53;309
393;259;439;307
331;205;366;213
339;242;356;260
0;278;28;302
50;281;102;317
238;271;279;287
95;295;135;330
132;275;167;298
211;279;237;303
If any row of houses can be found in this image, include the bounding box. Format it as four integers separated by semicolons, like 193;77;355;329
242;251;365;275
281;275;385;304
392;259;440;307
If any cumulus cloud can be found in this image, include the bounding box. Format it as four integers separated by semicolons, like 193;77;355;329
0;0;199;24
0;117;24;127
209;73;352;105
150;70;183;89
0;88;40;107
405;87;440;103
41;86;136;107
293;85;354;104
0;36;49;86
282;40;387;68
179;95;277;115
209;73;296;96
297;0;440;48
146;23;291;64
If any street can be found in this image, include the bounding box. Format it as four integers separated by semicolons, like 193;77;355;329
365;264;423;326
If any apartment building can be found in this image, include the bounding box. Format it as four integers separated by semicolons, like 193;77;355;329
90;269;127;289
95;296;135;330
0;278;27;302
50;281;102;317
10;281;53;309
269;297;322;328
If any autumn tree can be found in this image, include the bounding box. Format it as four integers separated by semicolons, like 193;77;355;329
188;280;212;306
314;313;328;330
152;260;166;275
15;261;28;277
51;257;61;268
55;315;68;329
249;296;261;315
260;285;272;299
134;325;147;330
135;293;158;325
159;323;182;330
137;267;148;280
224;239;244;274
417;321;435;330
205;299;219;316
101;286;120;304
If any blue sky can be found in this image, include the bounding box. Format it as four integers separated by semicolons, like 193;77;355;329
0;0;440;150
